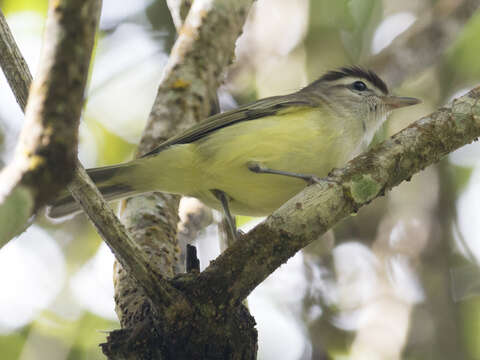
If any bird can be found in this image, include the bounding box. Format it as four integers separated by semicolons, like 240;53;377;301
47;66;420;233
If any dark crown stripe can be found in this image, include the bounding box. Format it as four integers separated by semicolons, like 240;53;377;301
320;66;389;94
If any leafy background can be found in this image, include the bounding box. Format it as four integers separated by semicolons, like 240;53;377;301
1;0;480;359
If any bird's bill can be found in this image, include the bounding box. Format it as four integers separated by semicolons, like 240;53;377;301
382;95;421;109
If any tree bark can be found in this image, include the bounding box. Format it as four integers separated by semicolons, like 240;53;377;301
0;1;100;243
0;10;31;111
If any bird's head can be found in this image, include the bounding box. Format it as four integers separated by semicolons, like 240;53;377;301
303;66;420;142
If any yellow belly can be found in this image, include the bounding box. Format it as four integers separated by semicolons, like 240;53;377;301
184;108;362;216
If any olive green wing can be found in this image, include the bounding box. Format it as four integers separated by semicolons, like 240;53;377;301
142;93;318;157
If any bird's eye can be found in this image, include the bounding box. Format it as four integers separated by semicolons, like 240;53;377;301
352;81;367;91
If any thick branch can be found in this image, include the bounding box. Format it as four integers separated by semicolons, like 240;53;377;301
114;0;253;328
137;0;253;155
167;0;215;265
190;86;480;307
0;1;100;242
0;10;32;111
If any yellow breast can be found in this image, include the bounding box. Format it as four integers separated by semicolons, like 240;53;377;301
187;108;364;216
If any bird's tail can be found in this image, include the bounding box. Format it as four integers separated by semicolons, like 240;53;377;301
47;162;139;219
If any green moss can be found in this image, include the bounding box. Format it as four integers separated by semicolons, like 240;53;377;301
471;99;480;125
348;174;382;204
452;101;473;129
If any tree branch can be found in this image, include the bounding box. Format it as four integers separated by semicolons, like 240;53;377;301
67;163;190;313
189;86;480;307
0;1;100;243
166;0;215;268
114;0;254;327
0;1;192;321
166;0;193;31
0;10;32;111
138;0;252;155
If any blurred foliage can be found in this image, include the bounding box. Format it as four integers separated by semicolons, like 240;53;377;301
461;297;480;359
305;0;382;78
444;10;480;89
0;328;27;360
0;186;33;244
86;119;136;166
450;164;474;194
1;0;47;14
66;313;118;360
145;0;177;50
63;224;103;272
342;0;383;60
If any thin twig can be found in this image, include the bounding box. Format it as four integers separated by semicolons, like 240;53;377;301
68;163;190;313
166;0;193;31
0;10;32;111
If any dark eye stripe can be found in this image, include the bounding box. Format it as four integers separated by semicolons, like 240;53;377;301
319;66;389;94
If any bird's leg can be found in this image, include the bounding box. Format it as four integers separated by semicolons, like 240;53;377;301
211;189;238;241
247;162;321;185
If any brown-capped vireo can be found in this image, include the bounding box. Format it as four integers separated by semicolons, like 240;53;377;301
48;67;420;227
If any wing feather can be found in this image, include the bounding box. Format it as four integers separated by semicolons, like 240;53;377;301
142;93;319;157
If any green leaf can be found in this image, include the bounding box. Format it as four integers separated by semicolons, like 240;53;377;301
309;0;355;30
0;329;28;360
0;185;34;246
445;11;480;82
341;0;382;60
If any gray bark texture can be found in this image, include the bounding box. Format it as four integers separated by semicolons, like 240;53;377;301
105;1;258;359
0;10;31;111
0;0;100;243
